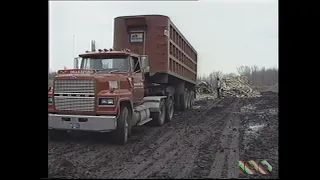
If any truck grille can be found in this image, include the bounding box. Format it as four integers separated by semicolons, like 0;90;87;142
54;79;95;111
54;79;95;94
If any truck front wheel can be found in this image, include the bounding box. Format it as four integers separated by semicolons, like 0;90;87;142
110;106;130;145
152;99;166;126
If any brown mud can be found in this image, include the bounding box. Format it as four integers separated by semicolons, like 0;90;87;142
48;92;278;179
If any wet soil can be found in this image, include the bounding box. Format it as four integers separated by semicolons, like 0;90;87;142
48;92;278;179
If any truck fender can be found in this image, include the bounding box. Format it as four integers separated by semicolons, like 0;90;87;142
116;98;133;127
141;96;167;113
117;98;133;113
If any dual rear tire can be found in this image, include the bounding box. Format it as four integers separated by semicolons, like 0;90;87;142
152;97;174;126
179;90;195;110
165;98;174;122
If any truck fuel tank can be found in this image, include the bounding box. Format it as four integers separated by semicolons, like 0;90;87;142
133;105;151;126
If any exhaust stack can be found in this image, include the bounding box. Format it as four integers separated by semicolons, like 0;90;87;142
91;40;96;52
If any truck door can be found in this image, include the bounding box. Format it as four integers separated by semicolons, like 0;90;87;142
130;56;144;104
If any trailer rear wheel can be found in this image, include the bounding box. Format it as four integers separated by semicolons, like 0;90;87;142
152;99;166;126
110;106;130;145
165;98;174;122
186;90;191;109
180;92;188;110
190;91;195;107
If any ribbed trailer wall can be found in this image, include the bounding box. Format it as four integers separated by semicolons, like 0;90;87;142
113;15;197;84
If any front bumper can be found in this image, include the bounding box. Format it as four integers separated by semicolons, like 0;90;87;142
48;114;117;132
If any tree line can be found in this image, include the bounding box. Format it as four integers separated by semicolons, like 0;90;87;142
197;65;278;87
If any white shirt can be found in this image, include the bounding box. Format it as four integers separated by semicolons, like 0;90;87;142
217;81;221;88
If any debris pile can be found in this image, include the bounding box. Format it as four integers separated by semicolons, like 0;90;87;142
195;93;216;101
196;81;214;94
221;76;261;98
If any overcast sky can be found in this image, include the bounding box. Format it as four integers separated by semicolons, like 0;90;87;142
49;0;278;76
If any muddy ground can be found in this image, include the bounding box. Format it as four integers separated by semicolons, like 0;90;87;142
48;92;278;179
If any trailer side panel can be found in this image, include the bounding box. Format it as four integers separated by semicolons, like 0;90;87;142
113;15;197;84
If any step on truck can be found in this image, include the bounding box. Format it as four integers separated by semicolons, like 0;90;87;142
48;15;198;144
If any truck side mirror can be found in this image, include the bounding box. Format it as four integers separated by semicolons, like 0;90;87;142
139;55;150;72
74;58;79;69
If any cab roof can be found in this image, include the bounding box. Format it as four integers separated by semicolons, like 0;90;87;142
79;50;140;58
115;14;169;19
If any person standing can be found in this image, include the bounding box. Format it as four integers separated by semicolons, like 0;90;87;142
216;77;221;98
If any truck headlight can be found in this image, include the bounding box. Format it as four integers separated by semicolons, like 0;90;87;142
48;97;53;104
98;98;115;106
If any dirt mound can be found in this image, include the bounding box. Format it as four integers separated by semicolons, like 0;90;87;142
221;76;261;98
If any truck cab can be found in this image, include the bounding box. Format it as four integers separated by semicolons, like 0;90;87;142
76;49;147;104
48;49;167;145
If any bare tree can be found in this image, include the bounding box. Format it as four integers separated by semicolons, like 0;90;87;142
236;65;251;77
223;73;237;79
236;65;278;87
250;65;259;85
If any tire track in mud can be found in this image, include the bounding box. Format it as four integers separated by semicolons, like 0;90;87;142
238;92;279;179
166;100;236;179
113;98;235;179
48;98;221;178
49;126;174;178
88;99;224;179
169;115;227;179
48;141;97;174
225;108;241;179
185;98;239;179
207;99;241;179
154;133;208;179
134;129;209;179
83;128;176;175
112;130;186;179
48;141;118;177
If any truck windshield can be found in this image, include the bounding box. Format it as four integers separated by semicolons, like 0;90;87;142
80;56;129;73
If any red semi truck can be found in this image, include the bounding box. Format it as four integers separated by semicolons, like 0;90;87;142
48;15;198;144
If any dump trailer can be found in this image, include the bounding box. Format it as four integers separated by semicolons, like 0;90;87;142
48;15;198;144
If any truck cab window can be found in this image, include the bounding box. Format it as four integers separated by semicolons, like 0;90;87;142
101;59;111;69
80;56;129;73
81;58;91;69
132;56;141;73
